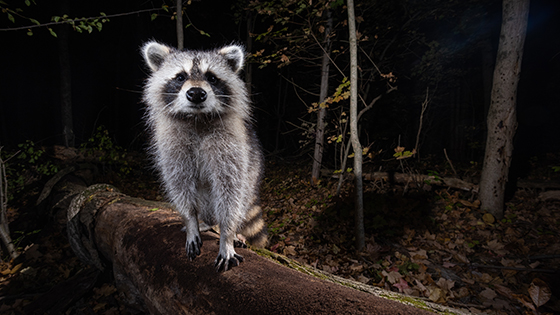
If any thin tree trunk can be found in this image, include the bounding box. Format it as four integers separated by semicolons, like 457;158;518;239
311;10;332;185
347;0;364;251
245;7;254;98
59;0;74;147
479;0;529;219
0;152;17;259
176;0;184;49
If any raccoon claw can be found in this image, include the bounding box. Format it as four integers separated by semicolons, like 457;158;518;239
214;253;244;272
233;240;247;248
185;235;202;261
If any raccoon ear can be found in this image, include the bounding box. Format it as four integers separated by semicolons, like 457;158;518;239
219;45;245;73
142;41;172;72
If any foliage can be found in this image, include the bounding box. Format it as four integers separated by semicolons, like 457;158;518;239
393;146;416;160
1;140;59;202
1;0;110;37
80;126;131;175
247;0;340;68
308;78;350;113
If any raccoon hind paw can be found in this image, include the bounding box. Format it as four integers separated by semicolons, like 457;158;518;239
214;253;244;272
185;234;202;261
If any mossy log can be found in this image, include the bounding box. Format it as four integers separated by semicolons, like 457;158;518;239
44;170;468;314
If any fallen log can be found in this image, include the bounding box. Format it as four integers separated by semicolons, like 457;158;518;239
324;170;478;192
43;171;468;314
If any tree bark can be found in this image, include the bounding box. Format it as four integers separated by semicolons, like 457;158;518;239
0;152;17;259
245;5;254;98
347;0;365;251
58;0;74;147
311;10;332;185
479;0;529;219
46;175;453;315
176;0;184;50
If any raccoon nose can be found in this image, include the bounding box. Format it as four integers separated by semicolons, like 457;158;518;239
186;87;207;104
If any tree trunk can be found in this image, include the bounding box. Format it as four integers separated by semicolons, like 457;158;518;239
39;172;449;315
0;152;17;259
245;6;254;98
479;0;529;219
347;0;365;251
176;0;184;50
58;0;74;147
311;10;332;185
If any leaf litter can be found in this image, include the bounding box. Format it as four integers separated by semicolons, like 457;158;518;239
260;162;560;315
0;157;559;314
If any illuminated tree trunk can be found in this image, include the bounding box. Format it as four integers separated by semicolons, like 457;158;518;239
347;0;364;251
176;0;184;49
479;0;529;219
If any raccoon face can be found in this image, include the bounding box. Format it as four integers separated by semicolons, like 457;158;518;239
142;42;246;119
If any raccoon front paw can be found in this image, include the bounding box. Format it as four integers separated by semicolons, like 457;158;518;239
185;234;202;261
214;252;244;272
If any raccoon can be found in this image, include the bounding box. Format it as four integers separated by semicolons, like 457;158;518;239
141;41;266;271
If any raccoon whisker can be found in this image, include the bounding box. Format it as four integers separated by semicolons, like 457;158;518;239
215;99;234;109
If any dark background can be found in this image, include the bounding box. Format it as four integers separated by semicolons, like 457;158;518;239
1;0;559;166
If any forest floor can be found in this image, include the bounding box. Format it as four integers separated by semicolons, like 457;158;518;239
0;148;559;314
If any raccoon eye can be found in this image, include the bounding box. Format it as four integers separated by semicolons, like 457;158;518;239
176;73;187;82
206;73;218;84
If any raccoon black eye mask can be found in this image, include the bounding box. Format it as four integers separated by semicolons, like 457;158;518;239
141;41;267;271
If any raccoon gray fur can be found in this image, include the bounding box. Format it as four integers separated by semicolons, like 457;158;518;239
141;41;267;271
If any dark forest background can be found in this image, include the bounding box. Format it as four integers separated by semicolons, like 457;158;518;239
1;0;559;168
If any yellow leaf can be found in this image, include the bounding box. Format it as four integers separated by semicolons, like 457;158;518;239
9;263;23;275
482;213;495;224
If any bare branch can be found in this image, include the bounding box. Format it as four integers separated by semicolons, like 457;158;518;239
0;7;167;32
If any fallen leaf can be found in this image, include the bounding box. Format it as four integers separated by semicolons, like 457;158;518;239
393;278;410;293
349;263;364;272
455;253;470;264
9;263;23;275
429;288;445;303
513;293;536;311
455;287;470;298
482;213;495;224
356;274;370;284
442;261;455;268
382;270;402;284
436;278;455;291
410;249;428;260
283;245;297;256
24;244;43;261
479;288;497;301
528;278;551;307
529;261;541;269
494;284;514;299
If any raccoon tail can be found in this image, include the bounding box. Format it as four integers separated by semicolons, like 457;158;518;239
239;205;268;247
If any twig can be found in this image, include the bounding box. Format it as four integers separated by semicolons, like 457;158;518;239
443;148;458;177
460;263;557;274
414;87;429;159
0;7;167;32
528;255;560;260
